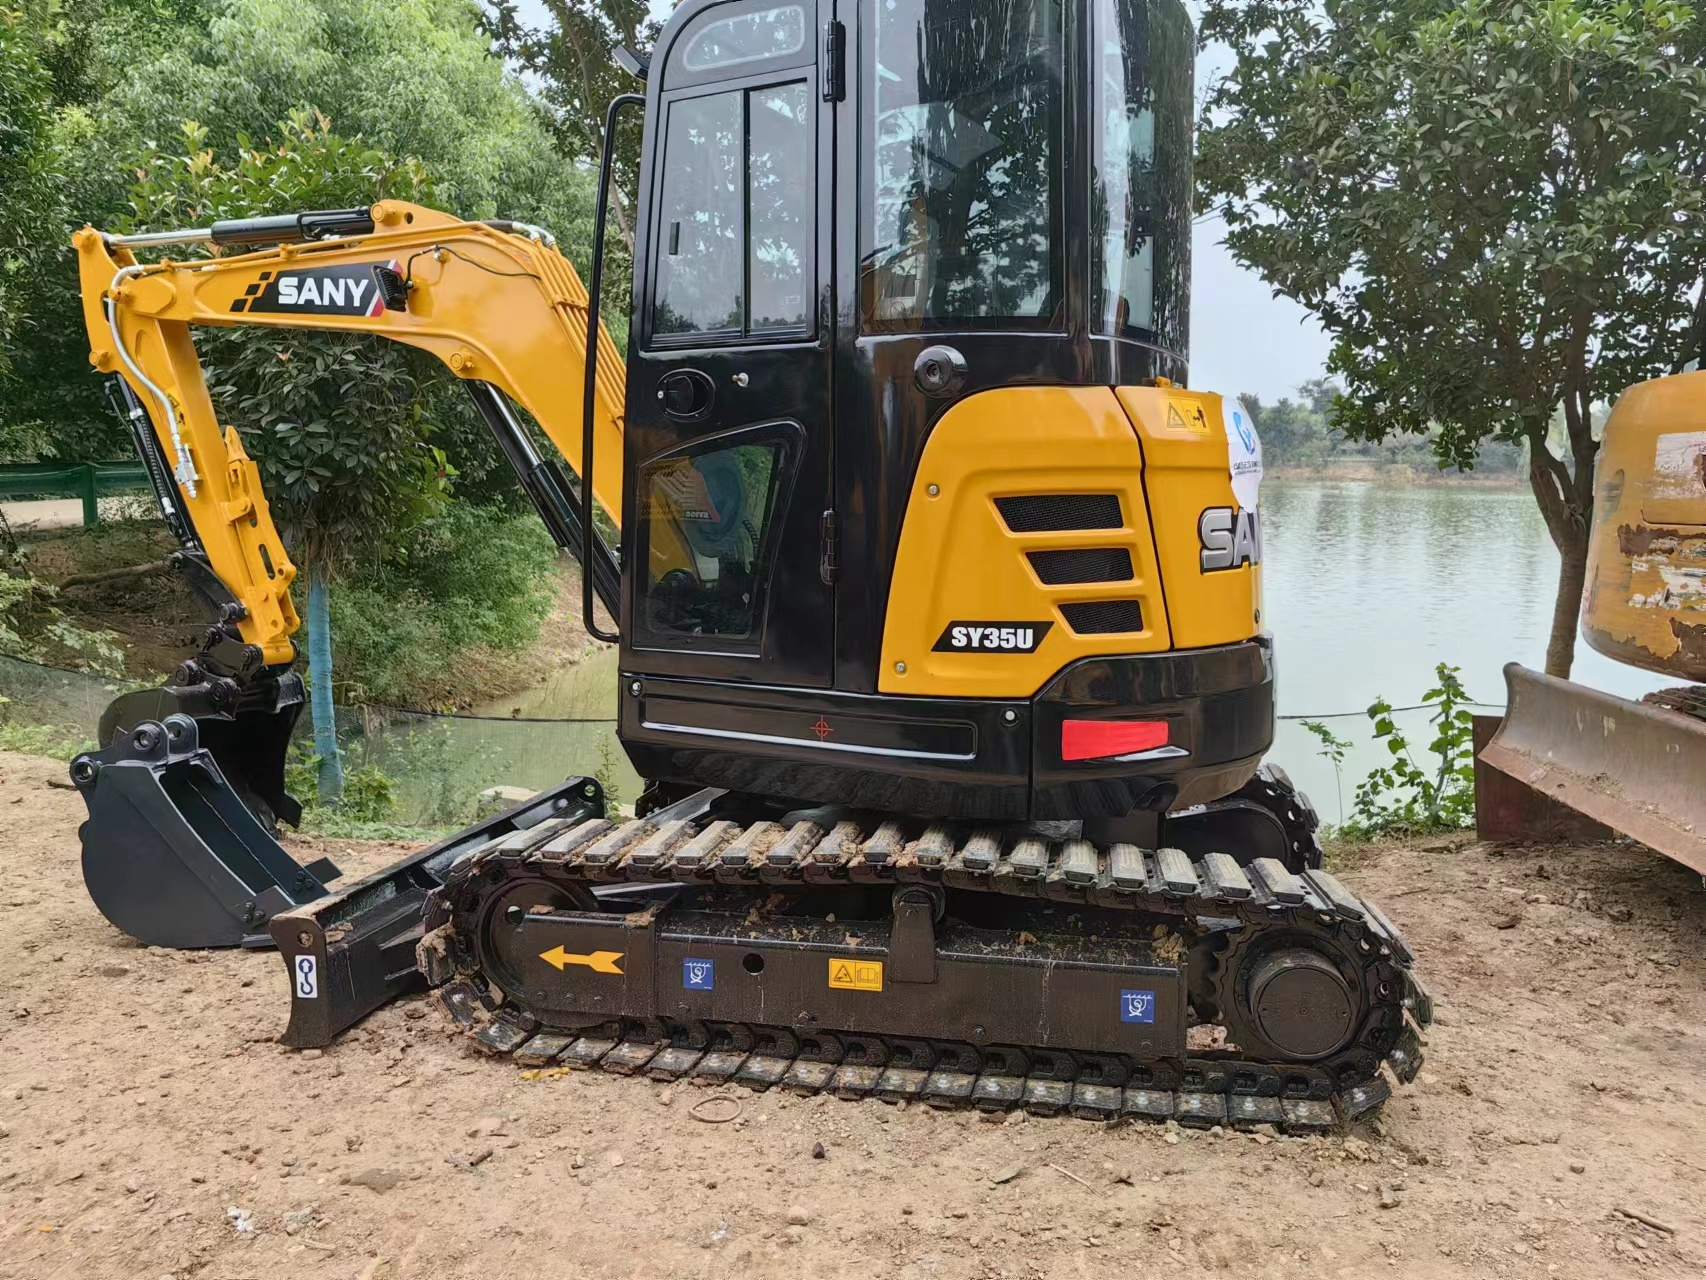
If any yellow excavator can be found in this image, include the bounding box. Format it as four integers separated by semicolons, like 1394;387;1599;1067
1482;369;1706;869
67;0;1426;1128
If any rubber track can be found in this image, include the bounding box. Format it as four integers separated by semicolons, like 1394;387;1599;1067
423;812;1432;1134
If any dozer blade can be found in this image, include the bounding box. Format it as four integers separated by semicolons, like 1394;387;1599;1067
70;714;340;948
1479;663;1706;873
269;775;614;1048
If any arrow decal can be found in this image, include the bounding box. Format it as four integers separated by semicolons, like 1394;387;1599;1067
538;946;625;974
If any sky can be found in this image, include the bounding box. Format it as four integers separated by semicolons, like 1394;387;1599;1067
506;0;1330;401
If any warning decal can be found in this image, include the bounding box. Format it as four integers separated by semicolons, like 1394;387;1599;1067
1166;399;1210;432
828;958;884;992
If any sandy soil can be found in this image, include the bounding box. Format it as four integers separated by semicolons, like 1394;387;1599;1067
3;747;1706;1280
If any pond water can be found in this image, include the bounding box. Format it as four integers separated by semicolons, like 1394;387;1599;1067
472;479;1668;827
1262;479;1665;824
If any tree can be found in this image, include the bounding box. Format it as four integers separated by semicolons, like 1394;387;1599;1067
0;7;59;430
482;0;654;248
1;0;595;467
481;0;654;332
1198;0;1706;677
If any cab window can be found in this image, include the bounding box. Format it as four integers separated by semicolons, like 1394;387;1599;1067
652;81;815;343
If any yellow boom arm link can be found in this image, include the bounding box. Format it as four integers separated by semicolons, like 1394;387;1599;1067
74;200;626;667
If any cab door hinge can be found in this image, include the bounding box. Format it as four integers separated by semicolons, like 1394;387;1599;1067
822;20;846;102
819;509;840;584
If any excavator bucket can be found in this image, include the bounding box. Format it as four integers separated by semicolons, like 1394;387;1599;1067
1478;663;1706;874
69;714;339;948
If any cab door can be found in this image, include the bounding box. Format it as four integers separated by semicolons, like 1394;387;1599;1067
620;0;837;688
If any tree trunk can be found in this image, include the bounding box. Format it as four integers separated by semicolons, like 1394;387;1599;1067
306;562;344;804
1524;422;1595;681
1543;529;1590;680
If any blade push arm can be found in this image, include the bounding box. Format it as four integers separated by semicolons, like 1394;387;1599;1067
74;200;627;666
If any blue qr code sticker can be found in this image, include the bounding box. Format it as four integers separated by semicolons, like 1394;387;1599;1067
1119;989;1156;1024
682;958;714;990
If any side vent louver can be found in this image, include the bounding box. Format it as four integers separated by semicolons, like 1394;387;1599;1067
1027;547;1134;585
1060;600;1143;634
995;494;1122;533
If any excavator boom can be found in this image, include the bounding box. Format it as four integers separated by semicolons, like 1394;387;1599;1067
75;200;626;668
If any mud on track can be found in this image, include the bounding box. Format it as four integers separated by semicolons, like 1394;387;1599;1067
2;747;1705;1279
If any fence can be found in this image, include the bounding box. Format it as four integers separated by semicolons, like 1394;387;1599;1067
0;463;152;527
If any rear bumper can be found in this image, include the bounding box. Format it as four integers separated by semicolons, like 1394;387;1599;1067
619;638;1273;821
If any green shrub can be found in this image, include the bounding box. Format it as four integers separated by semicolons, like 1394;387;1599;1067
1305;663;1477;839
327;502;557;707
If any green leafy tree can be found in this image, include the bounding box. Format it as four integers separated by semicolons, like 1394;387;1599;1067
1198;0;1706;677
2;0;595;468
481;0;653;336
0;7;57;408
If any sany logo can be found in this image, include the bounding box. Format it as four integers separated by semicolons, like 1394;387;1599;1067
277;273;378;313
241;260;398;318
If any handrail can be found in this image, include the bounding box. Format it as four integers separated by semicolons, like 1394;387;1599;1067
581;92;647;645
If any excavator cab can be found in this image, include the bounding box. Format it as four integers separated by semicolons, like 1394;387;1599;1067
615;0;1274;827
60;0;1430;1126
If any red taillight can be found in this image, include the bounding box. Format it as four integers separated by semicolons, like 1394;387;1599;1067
1060;719;1169;762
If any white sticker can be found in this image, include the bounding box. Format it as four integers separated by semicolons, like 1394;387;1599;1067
1653;431;1706;499
1226;398;1263;510
294;954;319;1000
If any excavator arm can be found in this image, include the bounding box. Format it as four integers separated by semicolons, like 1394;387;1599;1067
74;199;627;671
66;201;630;956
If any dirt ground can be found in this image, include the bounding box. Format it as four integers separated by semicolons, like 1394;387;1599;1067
4;748;1706;1279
